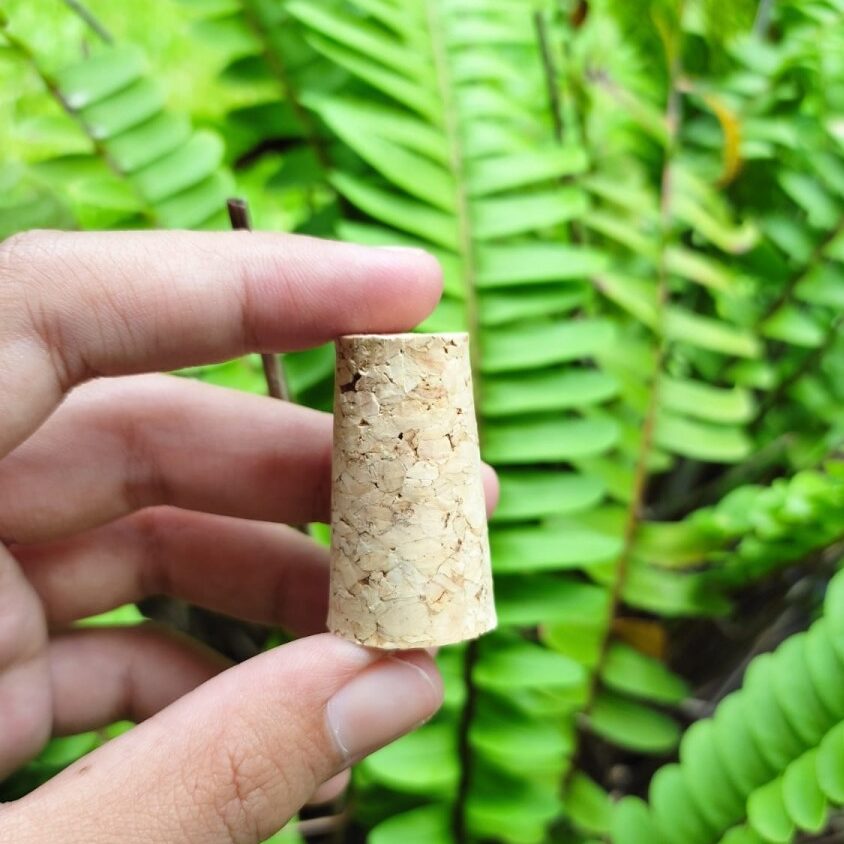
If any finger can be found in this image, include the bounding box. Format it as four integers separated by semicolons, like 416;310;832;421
0;230;442;457
307;770;350;806
481;462;499;513
16;508;329;635
0;374;333;544
47;624;230;735
0;545;51;779
14;635;442;844
1;374;499;545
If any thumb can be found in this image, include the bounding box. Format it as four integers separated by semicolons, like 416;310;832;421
10;634;442;844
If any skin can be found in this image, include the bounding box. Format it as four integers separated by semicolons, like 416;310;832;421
0;230;498;843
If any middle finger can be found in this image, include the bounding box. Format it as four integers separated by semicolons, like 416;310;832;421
0;372;499;546
0;373;333;544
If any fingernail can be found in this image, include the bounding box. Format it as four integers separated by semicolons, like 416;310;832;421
325;652;443;764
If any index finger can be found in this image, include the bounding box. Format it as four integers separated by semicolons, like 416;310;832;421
0;229;442;457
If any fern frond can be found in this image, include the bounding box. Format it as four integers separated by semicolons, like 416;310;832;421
612;565;844;844
285;0;626;839
0;162;77;237
0;27;233;229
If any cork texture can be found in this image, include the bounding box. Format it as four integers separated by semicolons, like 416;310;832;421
328;332;496;649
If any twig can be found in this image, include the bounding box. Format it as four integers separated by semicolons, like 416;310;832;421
62;0;113;43
759;217;844;326
226;198;291;402
225;202;310;556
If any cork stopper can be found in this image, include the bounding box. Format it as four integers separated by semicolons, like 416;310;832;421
328;332;497;649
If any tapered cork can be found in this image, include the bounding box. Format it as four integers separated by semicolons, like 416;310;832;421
328;332;496;649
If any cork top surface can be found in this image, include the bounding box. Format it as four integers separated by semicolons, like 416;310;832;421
338;331;469;342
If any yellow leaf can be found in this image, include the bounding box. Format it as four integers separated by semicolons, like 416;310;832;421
703;93;743;187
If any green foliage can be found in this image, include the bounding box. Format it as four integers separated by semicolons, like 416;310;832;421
613;566;844;844
692;463;844;585
2;0;844;843
0;19;234;229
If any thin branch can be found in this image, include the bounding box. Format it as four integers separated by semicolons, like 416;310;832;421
226;199;310;546
239;0;331;173
545;4;590;246
759;217;844;326
711;213;844;385
226;196;252;230
752;315;842;428
704;538;844;711
651;434;792;519
534;9;564;143
226;199;291;403
564;8;685;791
422;1;483;839
61;0;113;43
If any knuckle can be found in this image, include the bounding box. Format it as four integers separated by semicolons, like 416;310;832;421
236;245;306;351
131;507;176;597
0;556;47;670
120;405;175;513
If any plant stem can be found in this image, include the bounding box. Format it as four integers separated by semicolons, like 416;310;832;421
226;199;291;403
239;0;332;173
652;435;792;519
62;0;113;43
759;217;844;326
752;315;842;428
423;2;482;838
564;10;685;792
425;0;481;403
534;9;564;143
713;209;844;388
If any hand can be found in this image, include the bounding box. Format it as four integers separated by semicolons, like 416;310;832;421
0;230;496;843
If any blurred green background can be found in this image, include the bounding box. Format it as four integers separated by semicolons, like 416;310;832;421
2;0;844;842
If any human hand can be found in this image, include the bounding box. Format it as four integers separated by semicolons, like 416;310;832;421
0;229;497;843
